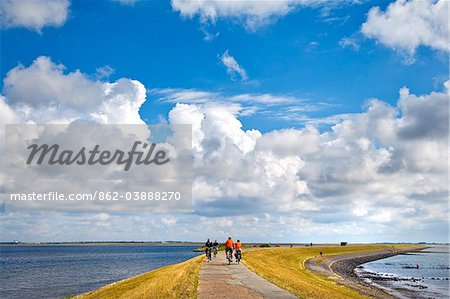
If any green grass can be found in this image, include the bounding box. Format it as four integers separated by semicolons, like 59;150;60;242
74;255;204;299
243;244;423;299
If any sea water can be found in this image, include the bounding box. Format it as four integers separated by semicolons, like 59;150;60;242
0;245;201;299
356;245;449;298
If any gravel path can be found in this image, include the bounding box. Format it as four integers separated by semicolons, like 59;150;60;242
198;252;297;299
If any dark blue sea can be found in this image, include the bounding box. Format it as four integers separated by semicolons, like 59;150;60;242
0;245;201;299
356;245;450;298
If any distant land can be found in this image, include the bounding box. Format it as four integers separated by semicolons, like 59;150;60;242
1;241;448;246
0;241;203;246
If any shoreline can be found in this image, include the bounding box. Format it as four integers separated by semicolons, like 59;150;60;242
306;247;427;299
2;243;431;299
73;255;205;298
0;242;203;247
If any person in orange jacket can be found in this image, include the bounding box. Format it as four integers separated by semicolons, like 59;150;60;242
234;240;243;261
235;240;243;250
225;236;234;258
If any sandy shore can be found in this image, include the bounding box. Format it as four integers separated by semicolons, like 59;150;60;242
305;247;426;299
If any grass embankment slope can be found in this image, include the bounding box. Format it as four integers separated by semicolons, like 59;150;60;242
243;244;422;299
75;255;204;299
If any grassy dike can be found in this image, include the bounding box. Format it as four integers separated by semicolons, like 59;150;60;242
242;244;421;299
74;255;204;299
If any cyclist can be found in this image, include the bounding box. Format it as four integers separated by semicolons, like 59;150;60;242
204;238;213;261
225;237;234;260
212;240;219;257
234;240;243;262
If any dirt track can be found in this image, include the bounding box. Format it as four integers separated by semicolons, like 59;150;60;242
198;252;297;299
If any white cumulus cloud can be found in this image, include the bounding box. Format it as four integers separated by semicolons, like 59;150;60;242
2;56;146;124
0;0;70;31
361;0;449;56
1;57;448;242
162;82;448;237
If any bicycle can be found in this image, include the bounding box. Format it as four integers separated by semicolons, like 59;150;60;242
226;248;233;265
206;247;212;261
213;246;218;258
235;248;242;264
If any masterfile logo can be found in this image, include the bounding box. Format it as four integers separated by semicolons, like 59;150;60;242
26;141;170;171
3;124;192;212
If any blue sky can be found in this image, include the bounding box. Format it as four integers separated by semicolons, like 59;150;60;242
2;0;447;132
0;0;448;242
